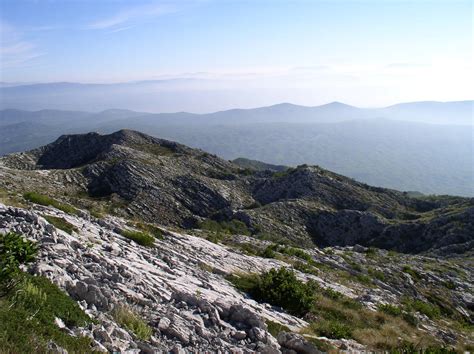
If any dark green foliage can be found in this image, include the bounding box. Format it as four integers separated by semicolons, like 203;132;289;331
293;261;319;276
121;229;155;247
402;266;422;281
311;320;352;339
279;246;313;262
378;304;402;317
443;280;456;290
0;232;36;284
23;192;78;215
260;246;276;258
404;299;441;319
365;247;378;257
228;268;317;317
323;288;343;300
43;215;78;235
9;274;90;328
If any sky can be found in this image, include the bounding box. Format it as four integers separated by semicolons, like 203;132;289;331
0;0;472;108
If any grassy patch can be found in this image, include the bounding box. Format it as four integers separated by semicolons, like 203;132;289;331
198;262;214;273
43;215;78;235
112;306;152;341
378;304;402;317
266;320;290;337
127;221;163;240
23;192;78;215
0;232;92;352
120;229;155;247
199;219;250;236
368;267;386;282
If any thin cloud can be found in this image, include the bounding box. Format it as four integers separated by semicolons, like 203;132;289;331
0;21;44;69
107;25;135;34
386;62;428;69
87;3;176;30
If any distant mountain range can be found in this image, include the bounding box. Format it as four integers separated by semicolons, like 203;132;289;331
1;80;472;124
0;100;472;196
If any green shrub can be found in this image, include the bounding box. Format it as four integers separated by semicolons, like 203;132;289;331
112;306;152;340
311;319;352;339
293;261;319;276
228;268;317;317
120;229;155;247
23;192;78;215
234;242;258;255
279;247;313;262
323;288;343;300
260;246;277;258
132;222;163;239
43;215;78;235
368;267;386;282
443;280;456;290
402;266;422;281
378;304;402;317
365;247;378;257
355;274;372;285
0;232;37;283
404;299;441;319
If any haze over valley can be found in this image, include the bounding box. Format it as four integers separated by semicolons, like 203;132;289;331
1;100;472;196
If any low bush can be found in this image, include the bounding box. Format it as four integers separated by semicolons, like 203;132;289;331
23;192;78;215
403;299;441;319
378;304;402;317
368;267;386;282
402;266;422;281
132;222;163;239
412;300;441;319
228;267;317;317
112;306;152;340
311;319;353;339
43;215;78;234
0;232;37;284
120;229;155;247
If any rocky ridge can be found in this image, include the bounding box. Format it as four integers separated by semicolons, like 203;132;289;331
1;130;473;256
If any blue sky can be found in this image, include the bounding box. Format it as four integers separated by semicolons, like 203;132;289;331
0;0;472;107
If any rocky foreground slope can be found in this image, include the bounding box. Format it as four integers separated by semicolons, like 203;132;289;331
1;129;473;256
1;202;472;352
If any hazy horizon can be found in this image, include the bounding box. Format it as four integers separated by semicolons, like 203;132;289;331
1;0;473;111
